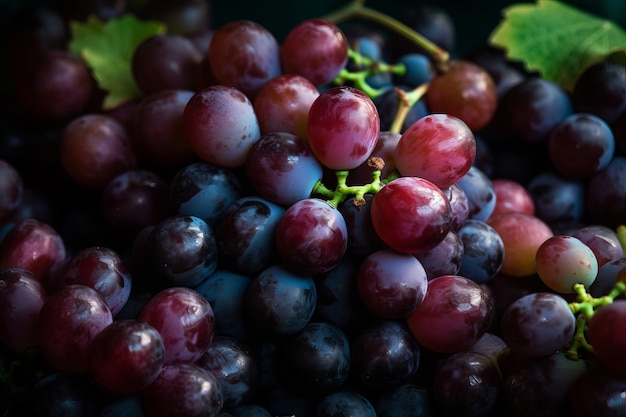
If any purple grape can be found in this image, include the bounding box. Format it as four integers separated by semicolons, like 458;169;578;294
572;59;626;124
414;230;464;280
456;165;496;222
500;292;576;358
456;219;504;284
244;264;316;336
568;364;626;417
338;194;387;259
526;171;585;226
586;156;626;228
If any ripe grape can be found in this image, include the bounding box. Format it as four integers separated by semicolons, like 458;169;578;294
526;171;585;226
572;59;626;124
490;178;535;217
444;182;470;232
245;132;324;207
374;383;435;417
547;113;615;180
456;219;504;284
357;249;428;319
370;176;451;253
183;85;261;168
499;292;575;357
138;286;215;365
406;275;492;353
0;159;23;224
280;18;348;87
59;113;138;189
413;230;464;280
208;20;281;98
393;113;476;189
456;165;496;222
535;235;598;293
88;319;165;394
586;156;626;228
425;59;497;131
38;284;113;373
314;391;377;417
132;33;203;94
0;268;47;353
587;300;626;377
572;224;623;269
568;364;626;417
339;194;387;259
306;86;380;171
274;198;347;276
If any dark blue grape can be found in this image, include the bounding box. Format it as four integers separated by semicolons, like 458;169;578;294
147;214;218;288
281;321;351;394
432;351;501;417
456;165;496;222
350;320;421;389
314;391;377;417
586;156;626;228
338;194;387;259
375;383;435;417
197;335;259;411
21;373;98;417
572;59;626;124
193;269;254;341
169;161;243;226
590;257;626;298
394;53;434;87
215;196;285;276
526;171;585;226
457;219;504;284
245;264;317;335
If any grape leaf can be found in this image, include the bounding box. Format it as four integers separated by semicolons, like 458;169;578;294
68;15;166;110
489;0;626;91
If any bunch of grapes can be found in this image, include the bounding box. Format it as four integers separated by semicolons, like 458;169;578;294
2;1;626;416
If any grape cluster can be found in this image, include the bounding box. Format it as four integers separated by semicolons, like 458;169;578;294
2;1;626;417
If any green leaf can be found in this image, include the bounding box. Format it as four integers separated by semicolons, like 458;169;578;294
489;0;626;91
68;15;166;109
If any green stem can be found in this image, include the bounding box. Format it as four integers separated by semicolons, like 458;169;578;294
617;225;626;257
311;162;386;208
389;83;428;133
323;0;449;67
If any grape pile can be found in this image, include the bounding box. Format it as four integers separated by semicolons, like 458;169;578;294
2;1;626;416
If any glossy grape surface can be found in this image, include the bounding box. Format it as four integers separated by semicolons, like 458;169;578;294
588;300;626;377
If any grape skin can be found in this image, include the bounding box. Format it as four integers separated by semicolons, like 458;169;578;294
587;300;626;377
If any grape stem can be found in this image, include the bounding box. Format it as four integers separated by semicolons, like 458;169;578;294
323;0;449;68
312;157;386;208
389;83;428;133
565;281;626;360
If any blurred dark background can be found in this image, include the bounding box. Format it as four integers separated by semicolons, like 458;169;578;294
1;0;625;58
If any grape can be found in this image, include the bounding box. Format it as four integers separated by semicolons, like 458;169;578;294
374;384;436;417
193;269;254;341
214;196;285;276
139;0;210;36
128;89;197;167
274;198;347;276
487;212;554;277
13;50;94;123
252;74;320;139
406;275;492;353
526;171;585;226
468;331;508;360
197;335;259;410
350;320;421;389
169;161;243;226
586;156;626;228
495;77;573;142
455;165;496;222
208;20;281;98
347;131;402;186
535;235;598;293
0;268;47;353
356;249;428;319
132;33;203;95
0;218;66;284
393;113;476;189
280;321;351;394
393;53;435;87
573;224;623;269
306;86;380;171
390;3;455;57
432;351;501;417
280;18;348;87
53;246;132;316
244;264;316;335
568;364;626;417
413;230;464;280
138;286;215;365
370;176;452;253
547;113;615;180
314;391;376;417
101;169;171;233
145;215;218;288
456;219;504;284
373;87;429;134
38;284;113;373
59;113;138;189
140;363;223;417
587;300;626;377
465;45;525;97
338;194;387;259
245;132;324;207
425;59;498;131
500;292;575;358
88;319;165;394
490;178;535;217
183;85;261;168
0;160;23;224
501;351;587;417
20;372;99;417
590;257;626;298
571;59;626;124
444;182;470;232
98;396;145;417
